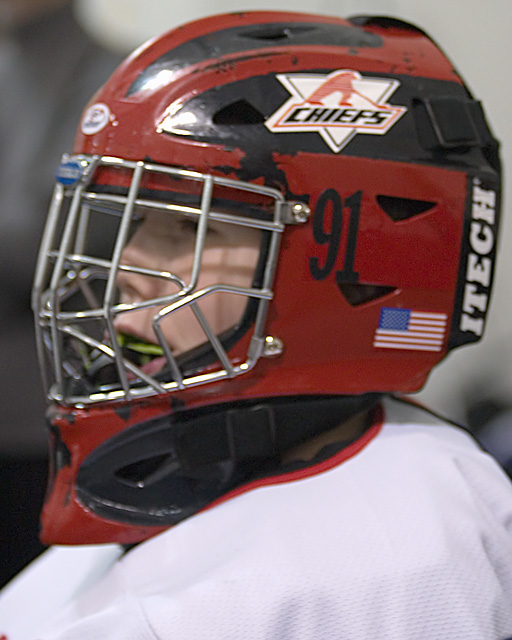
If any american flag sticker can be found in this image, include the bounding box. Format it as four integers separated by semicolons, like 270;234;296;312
374;308;447;352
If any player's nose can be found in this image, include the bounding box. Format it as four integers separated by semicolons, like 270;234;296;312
116;253;161;305
113;305;158;344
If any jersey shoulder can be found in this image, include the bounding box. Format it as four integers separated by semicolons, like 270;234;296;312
0;544;122;639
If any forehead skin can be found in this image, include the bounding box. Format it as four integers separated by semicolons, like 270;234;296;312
130;211;261;259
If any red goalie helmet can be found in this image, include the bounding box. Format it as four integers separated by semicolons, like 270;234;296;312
33;11;501;544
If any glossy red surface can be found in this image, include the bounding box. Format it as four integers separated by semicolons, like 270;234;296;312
40;11;494;544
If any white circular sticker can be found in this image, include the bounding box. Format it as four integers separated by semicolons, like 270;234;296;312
81;102;111;135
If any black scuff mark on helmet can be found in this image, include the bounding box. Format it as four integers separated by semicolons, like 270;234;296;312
49;424;72;471
239;149;288;191
169;395;186;411
213;150;308;204
114;404;133;422
45;422;72;500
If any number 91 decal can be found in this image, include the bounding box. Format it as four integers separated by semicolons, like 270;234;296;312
309;189;362;283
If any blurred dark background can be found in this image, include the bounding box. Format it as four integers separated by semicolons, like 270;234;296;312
0;0;122;588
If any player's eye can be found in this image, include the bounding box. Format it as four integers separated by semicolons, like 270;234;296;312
178;218;198;233
176;217;223;240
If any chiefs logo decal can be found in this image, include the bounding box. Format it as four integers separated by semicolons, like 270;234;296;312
265;69;407;153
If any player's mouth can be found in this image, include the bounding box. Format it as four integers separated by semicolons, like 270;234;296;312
116;332;168;378
81;332;169;387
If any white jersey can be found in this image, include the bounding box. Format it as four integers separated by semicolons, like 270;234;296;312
1;397;512;640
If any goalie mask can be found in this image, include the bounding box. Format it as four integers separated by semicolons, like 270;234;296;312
32;11;501;544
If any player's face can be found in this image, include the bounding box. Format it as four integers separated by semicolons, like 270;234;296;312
115;210;261;356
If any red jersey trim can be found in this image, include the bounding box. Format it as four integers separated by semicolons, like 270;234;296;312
204;403;384;513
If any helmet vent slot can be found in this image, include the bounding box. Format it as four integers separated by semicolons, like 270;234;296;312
242;25;315;41
337;283;397;307
376;195;436;221
115;454;179;488
213;99;266;125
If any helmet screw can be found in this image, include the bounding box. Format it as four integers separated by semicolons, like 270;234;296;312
262;336;284;358
290;201;310;224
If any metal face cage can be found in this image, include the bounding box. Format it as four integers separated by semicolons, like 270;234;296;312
33;154;305;407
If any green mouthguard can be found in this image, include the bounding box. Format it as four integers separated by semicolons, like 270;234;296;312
116;333;165;357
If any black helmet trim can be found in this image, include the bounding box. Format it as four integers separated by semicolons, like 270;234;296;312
75;394;381;526
127;20;382;96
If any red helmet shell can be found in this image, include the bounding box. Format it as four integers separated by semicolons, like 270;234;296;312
38;11;500;544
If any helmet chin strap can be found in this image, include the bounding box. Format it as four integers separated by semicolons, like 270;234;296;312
74;394;381;528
